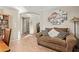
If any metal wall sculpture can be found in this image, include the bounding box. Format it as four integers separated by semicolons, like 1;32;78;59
48;9;67;25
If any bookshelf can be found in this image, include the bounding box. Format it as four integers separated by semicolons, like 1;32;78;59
0;14;9;36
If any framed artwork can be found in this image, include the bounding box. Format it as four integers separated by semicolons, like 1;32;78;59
48;9;67;25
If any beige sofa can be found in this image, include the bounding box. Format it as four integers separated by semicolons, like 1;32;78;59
36;32;77;52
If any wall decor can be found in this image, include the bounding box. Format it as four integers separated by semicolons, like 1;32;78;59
48;9;67;25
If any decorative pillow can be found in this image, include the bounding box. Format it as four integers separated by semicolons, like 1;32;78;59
57;32;69;40
41;30;48;36
48;29;59;38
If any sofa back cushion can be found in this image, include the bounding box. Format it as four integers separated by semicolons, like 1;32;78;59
54;27;68;32
45;27;68;32
45;27;69;39
57;32;69;40
41;30;48;36
45;28;53;32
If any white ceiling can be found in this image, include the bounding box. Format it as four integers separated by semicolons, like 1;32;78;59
24;6;55;12
24;6;79;12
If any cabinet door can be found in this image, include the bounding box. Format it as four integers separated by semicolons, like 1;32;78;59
0;15;9;36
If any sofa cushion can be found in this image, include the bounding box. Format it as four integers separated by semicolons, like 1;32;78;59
38;36;66;47
45;28;53;32
54;27;68;32
41;30;48;36
35;32;43;39
48;29;59;38
45;27;68;32
38;40;66;51
57;32;69;40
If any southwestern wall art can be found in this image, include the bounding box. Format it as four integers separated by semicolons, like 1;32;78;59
48;9;67;25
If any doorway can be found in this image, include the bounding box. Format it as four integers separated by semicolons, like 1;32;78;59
22;17;30;36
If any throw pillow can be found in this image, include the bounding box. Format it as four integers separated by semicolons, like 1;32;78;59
45;28;53;32
48;29;59;38
57;32;69;40
41;30;48;36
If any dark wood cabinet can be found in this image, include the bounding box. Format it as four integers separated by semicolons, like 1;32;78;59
0;14;9;35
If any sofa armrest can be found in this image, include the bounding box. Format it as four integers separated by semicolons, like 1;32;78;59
35;32;43;38
66;34;77;51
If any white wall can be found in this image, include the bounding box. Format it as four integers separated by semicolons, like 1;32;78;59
29;14;40;34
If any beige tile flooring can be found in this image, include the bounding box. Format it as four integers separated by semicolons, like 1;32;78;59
9;35;56;52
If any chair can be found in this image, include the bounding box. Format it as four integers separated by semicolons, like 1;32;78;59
2;28;11;46
0;28;11;52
